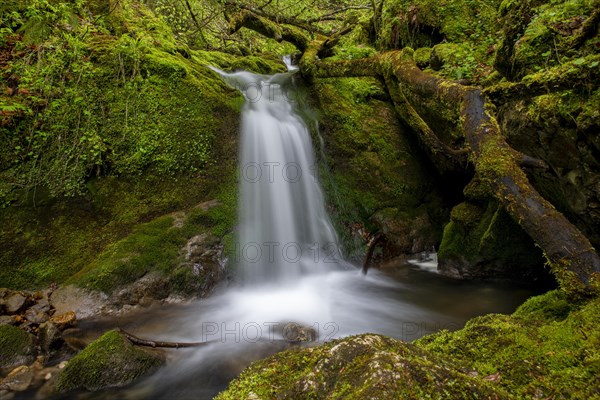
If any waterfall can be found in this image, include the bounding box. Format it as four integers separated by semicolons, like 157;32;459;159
211;63;342;286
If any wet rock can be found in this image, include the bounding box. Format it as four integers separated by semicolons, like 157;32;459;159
39;322;63;352
50;286;108;320
55;329;165;392
185;233;210;260
0;365;34;392
0;325;37;371
0;389;14;400
0;315;17;326
25;303;50;325
4;293;27;314
172;234;227;296
371;208;439;259
282;323;317;343
50;311;76;330
112;272;170;306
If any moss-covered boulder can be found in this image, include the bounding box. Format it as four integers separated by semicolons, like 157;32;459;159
312;77;447;260
216;334;507;399
0;325;36;372
417;290;600;398
55;329;164;393
218;291;600;399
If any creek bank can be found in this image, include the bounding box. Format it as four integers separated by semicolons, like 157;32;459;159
0;197;232;397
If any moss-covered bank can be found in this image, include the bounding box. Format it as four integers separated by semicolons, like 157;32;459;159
0;0;283;292
0;324;36;372
217;290;600;399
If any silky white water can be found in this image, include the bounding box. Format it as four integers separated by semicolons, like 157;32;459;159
213;62;341;287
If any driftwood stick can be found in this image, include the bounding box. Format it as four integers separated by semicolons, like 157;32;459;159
118;328;210;348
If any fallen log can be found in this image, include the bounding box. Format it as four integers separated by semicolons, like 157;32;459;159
299;46;600;294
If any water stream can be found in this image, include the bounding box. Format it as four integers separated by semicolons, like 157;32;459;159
64;61;538;399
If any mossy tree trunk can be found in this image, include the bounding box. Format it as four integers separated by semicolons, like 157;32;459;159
301;46;600;294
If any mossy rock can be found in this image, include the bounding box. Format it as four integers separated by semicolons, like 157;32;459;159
417;291;600;398
216;334;507;399
413;47;432;68
0;325;36;371
508;0;598;78
55;329;164;393
311;77;447;259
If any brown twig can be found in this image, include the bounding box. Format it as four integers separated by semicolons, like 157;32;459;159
118;328;209;348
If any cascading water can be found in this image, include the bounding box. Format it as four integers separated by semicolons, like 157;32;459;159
213;61;342;286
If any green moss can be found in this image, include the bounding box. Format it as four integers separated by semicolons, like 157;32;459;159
66;179;236;294
0;325;36;370
311;77;445;258
55;329;164;392
216;334;508;399
511;0;598;77
0;0;259;290
417;291;600;398
378;0;499;81
413;47;432;68
513;289;578;322
438;200;543;278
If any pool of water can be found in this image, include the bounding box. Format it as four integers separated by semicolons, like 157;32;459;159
65;260;539;399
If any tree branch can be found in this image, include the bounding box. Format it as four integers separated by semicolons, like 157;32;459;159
227;9;310;51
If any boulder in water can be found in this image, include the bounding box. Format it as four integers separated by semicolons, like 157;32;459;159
55;329;165;393
215;334;507;399
0;325;37;372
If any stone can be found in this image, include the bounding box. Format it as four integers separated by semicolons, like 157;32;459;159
4;293;27;314
0;315;17;326
39;322;63;352
112;272;169;306
0;365;34;392
49;311;76;330
50;286;108;320
0;325;37;371
24;303;50;325
282;322;317;343
0;390;14;400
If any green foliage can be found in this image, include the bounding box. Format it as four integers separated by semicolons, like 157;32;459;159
511;0;598;77
0;0;289;206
